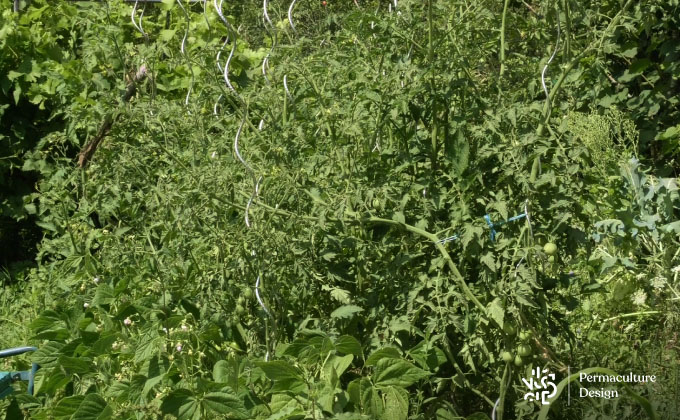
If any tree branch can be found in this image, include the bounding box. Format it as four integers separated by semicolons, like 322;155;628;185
78;66;148;168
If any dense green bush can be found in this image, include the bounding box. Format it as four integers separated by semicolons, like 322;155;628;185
1;0;678;419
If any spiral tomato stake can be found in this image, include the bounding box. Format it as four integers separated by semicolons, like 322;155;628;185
263;0;273;26
177;0;194;107
288;0;298;32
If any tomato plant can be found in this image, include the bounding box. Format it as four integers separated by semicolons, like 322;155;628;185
0;1;678;419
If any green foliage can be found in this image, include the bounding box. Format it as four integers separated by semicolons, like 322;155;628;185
0;0;678;419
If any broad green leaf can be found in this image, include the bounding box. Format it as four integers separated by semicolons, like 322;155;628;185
13;85;21;105
142;374;164;398
93;284;114;306
407;341;447;371
373;358;430;388
388;316;411;333
161;389;200;420
268;394;304;419
392;212;406;224
29;310;62;334
348;378;382;416
257;360;307;393
202;391;248;418
316;382;338;414
58;355;92;375
282;338;313;359
31;341;65;368
92;333;118;355
322;354;354;381
134;332;161;364
661;221;680;233
35;221;58;232
34;368;69;395
330;305;363;319
381;386;408;420
486;298;504;328
619;58;651;82
658;124;680;141
105;381;131;401
461;225;483;249
480;253;496;272
54;394;112;420
54;396;85;420
159;29;177;42
330;288;351;304
335;335;362;356
71;394;112;420
257;360;303;381
365;347;401;366
213;360;230;383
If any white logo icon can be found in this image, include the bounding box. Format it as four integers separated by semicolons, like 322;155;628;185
522;367;557;405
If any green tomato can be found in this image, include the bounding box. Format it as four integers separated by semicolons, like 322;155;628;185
243;288;254;299
514;355;525;367
235;304;245;315
518;330;533;341
503;322;517;336
518;344;533;357
501;351;514;362
237;296;245;305
544;242;558;256
228;341;242;352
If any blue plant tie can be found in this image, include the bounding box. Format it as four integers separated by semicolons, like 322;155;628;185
437;205;530;245
485;212;527;241
484;214;496;241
